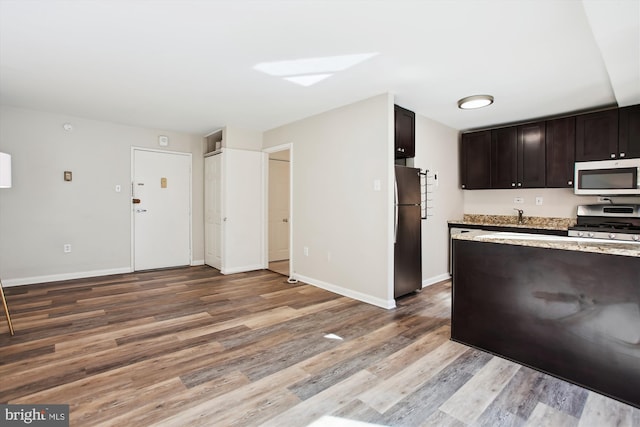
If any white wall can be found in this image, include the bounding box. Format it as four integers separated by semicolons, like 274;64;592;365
223;126;263;151
263;94;394;308
0;105;204;285
413;114;463;285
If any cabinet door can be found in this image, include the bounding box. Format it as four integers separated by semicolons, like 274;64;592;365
575;109;618;161
619;104;640;159
517;122;546;188
545;116;576;188
394;104;415;159
491;127;518;189
460;131;491;189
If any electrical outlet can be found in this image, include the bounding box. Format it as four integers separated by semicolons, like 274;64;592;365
63;244;71;253
514;197;524;204
303;246;309;256
535;197;543;206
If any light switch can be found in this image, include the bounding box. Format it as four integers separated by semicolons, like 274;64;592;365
161;177;167;188
373;179;381;191
115;185;121;193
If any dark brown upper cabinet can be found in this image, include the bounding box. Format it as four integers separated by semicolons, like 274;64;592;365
545;116;576;188
619;104;640;159
460;104;640;190
394;104;415;159
517;122;546;188
489;123;545;189
491;127;518;188
460;130;491;189
575;109;619;161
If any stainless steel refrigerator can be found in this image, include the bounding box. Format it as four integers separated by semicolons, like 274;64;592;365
394;165;422;298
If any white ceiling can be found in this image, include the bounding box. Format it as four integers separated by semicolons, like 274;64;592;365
0;0;638;135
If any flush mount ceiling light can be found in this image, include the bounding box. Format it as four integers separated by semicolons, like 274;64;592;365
254;52;378;87
457;95;494;109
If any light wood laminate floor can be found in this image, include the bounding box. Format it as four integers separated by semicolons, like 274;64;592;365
0;266;638;426
268;260;289;277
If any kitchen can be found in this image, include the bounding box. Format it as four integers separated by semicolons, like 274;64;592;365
444;102;640;409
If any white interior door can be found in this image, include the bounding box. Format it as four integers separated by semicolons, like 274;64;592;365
223;148;264;274
204;153;222;270
133;149;191;271
268;156;290;262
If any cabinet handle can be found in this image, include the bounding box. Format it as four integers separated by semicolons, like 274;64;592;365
611;153;616;158
517;183;522;187
568;180;573;185
461;184;466;188
511;183;516;187
620;152;625;157
397;147;405;152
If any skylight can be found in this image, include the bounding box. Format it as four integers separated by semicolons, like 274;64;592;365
283;74;333;87
254;52;378;87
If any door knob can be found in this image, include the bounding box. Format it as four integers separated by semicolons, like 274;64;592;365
282;218;288;223
136;209;147;213
132;198;141;204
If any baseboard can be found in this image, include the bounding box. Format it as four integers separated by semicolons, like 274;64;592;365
221;264;264;275
191;259;205;266
293;273;396;309
422;273;451;288
2;267;133;287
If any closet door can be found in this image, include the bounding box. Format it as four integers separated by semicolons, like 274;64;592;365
222;148;265;274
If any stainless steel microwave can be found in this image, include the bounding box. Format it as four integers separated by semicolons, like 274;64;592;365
574;158;640;195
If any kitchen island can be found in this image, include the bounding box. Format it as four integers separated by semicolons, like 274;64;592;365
451;231;640;409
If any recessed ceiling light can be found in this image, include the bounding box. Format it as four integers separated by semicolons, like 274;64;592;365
457;95;494;109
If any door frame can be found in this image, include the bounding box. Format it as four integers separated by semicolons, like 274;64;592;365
263;143;293;278
130;147;193;271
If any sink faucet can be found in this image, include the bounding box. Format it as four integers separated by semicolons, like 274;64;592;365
514;208;524;224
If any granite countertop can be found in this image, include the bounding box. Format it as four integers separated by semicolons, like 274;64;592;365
448;214;575;231
452;230;640;257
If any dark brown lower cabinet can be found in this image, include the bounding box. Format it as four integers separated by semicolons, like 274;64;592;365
452;239;640;409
